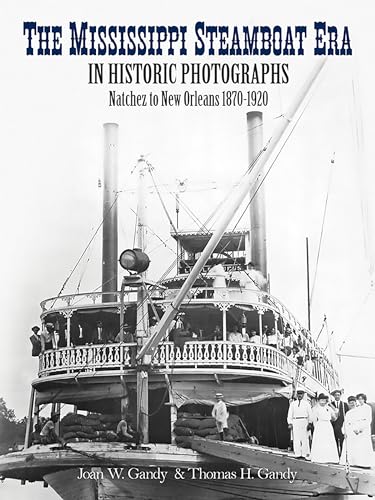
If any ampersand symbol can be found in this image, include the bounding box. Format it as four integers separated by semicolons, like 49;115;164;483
175;468;185;480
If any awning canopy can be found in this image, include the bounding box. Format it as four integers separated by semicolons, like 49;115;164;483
169;381;292;408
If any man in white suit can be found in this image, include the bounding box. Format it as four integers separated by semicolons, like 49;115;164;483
287;388;313;459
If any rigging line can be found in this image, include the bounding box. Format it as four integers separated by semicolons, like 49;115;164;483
228;87;316;236
310;153;335;304
147;237;174;255
75;238;96;294
147;164;178;234
148;165;210;233
202;145;268;232
126;205;176;255
174;193;210;233
52;194;120;307
315;316;327;343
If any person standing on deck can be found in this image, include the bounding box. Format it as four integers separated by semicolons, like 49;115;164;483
310;393;339;463
343;393;374;468
212;393;229;441
41;323;58;352
287;388;312;459
330;389;348;456
29;326;41;356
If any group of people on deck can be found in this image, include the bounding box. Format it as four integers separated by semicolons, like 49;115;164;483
287;388;373;468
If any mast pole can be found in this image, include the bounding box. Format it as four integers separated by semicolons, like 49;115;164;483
102;123;119;303
138;58;327;361
306;236;311;331
135;156;149;444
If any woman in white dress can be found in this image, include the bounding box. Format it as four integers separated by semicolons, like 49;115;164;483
340;395;357;465
310;393;339;463
341;393;373;468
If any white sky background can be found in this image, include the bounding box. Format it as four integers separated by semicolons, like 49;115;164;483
0;0;374;498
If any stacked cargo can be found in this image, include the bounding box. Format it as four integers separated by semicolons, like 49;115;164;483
174;413;247;448
61;413;119;443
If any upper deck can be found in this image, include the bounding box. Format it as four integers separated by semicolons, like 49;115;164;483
36;285;339;396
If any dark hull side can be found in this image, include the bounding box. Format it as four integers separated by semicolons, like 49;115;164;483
44;466;349;500
0;442;367;499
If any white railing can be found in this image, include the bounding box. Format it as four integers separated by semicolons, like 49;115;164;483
38;342;338;393
38;343;136;376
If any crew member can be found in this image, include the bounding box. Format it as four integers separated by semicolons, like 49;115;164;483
212;393;229;441
40;413;64;445
287;388;312;459
116;416;139;444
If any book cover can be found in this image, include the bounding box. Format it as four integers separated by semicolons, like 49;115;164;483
0;1;374;499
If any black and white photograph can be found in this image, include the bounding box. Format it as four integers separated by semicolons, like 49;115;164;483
0;1;374;499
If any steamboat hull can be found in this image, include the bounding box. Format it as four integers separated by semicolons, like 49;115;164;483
1;442;373;499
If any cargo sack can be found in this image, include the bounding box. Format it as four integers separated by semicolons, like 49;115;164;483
194;427;218;437
197;418;216;430
174;418;201;429
174;427;193;436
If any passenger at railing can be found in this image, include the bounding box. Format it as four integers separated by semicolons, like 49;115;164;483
290;346;299;363
70;317;81;347
266;327;278;349
228;324;243;342
186;322;199;339
91;320;105;344
304;355;314;375
41;323;58;352
262;324;270;343
29;326;42;357
212;325;223;341
296;346;306;366
115;324;135;343
242;330;250;342
283;326;293;356
249;329;261;344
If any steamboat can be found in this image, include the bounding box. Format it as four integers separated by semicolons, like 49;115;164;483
0;59;374;499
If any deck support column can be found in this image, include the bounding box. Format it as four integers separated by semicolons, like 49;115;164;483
137;368;149;444
222;309;227;341
273;312;279;349
55;402;61;436
62;310;74;347
24;387;35;449
120;376;129;419
257;308;264;341
164;374;176;444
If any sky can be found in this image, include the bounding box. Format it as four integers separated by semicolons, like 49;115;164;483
0;0;374;498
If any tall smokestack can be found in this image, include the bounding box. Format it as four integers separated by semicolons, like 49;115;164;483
247;112;267;288
102;123;119;302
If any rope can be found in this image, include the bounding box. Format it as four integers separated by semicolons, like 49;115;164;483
52;194;119;307
310;154;335;304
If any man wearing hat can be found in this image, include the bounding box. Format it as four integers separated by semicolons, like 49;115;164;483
212;393;229;441
330;389;348;455
287;388;313;459
41;322;59;352
29;326;41;357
